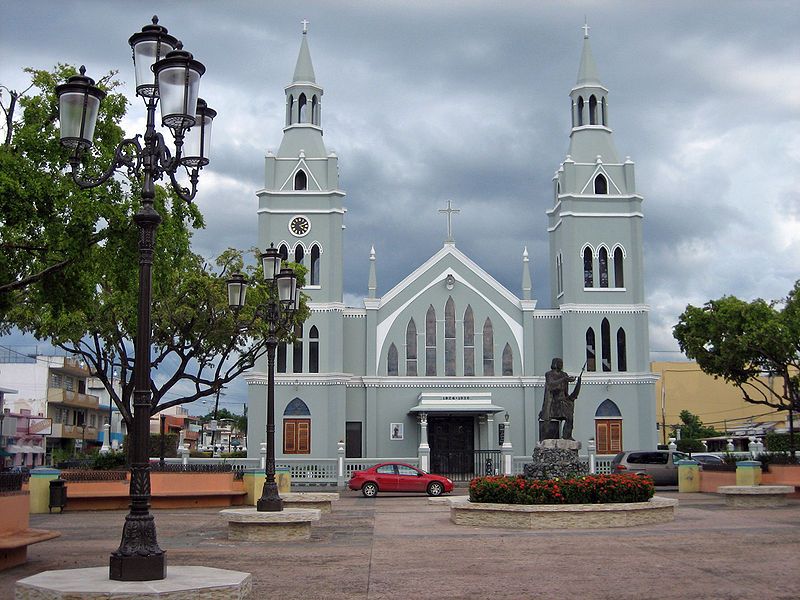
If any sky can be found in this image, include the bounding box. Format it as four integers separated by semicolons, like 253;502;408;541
1;0;798;415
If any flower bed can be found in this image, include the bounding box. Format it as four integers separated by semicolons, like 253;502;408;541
469;473;654;505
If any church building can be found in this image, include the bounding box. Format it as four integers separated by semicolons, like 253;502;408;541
245;25;658;477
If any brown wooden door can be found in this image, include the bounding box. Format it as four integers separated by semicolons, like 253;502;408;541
283;418;311;454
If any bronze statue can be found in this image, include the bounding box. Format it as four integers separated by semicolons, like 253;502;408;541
539;358;583;440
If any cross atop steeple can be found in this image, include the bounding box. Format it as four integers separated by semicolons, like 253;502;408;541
582;19;590;39
438;200;460;243
301;19;309;34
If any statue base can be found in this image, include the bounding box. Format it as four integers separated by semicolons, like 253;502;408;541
523;439;588;480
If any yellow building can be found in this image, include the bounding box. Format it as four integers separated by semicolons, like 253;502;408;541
650;361;786;446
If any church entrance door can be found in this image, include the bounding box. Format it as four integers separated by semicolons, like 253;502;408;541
429;416;474;480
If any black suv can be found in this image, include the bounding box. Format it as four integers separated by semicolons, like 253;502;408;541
609;450;689;485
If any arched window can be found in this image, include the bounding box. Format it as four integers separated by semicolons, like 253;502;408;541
425;305;436;376
445;297;456;376
310;245;320;285
601;97;607;126
594;174;608;195
387;343;398;376
502;343;513;376
298;93;307;122
598;247;609;288
311;95;318;125
617;328;627;372
283;398;310;454
309;326;319;373
614;247;624;288
589;95;597;125
557;253;564;295
583;247;594;288
595;399;622;454
482;318;494;376
406;318;417;376
277;342;287;373
294;244;304;265
463;305;475;376
577;96;584;126
293;323;303;373
278;244;289;262
294;170;307;190
288;95;294;125
601;318;611;372
586;328;596;371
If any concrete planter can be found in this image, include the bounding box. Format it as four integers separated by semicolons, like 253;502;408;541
450;496;678;529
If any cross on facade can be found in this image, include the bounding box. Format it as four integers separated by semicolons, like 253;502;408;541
439;200;460;243
301;19;309;34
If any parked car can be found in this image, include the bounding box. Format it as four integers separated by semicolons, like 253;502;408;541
688;453;725;465
348;462;454;497
610;450;690;485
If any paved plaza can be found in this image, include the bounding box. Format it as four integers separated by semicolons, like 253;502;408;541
3;489;799;599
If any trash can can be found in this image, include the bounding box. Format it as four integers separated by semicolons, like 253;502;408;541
49;478;67;513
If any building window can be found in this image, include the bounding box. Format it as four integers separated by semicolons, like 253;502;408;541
601;318;611;372
294;170;307;191
346;422;362;458
278;244;289;262
583;247;594;287
463;305;474;376
594;174;608;194
425;305;436;376
288;94;294;125
502;343;513;376
577;96;584;126
445;296;456;376
309;326;319;373
601;97;607;126
283;419;310;454
406;318;417;376
482;318;494;376
586;328;596;371
617;328;627;372
64;376;74;392
589;94;597;125
387;343;398;376
613;247;624;287
311;95;318;125
310;245;320;285
298;93;307;123
595;419;622;454
293;323;303;373
277;343;287;373
598;247;609;288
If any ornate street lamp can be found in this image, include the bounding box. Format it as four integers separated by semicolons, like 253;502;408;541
227;243;299;511
55;16;215;582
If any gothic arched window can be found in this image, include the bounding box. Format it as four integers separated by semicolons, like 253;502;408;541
601;318;611;372
278;244;289;262
589;95;597;125
614;247;624;288
599;247;609;288
406;318;417;376
463;305;475;376
311;95;318;125
617;328;627;372
294;244;304;265
445;297;456;376
310;244;320;285
482;318;494;376
583;247;594;288
293;323;304;373
298;93;307;123
594;174;608;195
309;326;319;373
577;96;584;126
387;343;398;376
425;305;436;376
586;328;596;371
294;170;307;191
601;97;607;126
502;343;513;376
288;95;294;125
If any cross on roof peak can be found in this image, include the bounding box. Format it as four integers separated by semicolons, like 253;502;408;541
582;19;590;39
301;19;309;34
438;200;460;243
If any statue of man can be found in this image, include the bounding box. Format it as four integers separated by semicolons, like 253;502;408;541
540;358;582;440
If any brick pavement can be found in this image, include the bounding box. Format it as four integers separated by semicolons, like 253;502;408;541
3;489;799;599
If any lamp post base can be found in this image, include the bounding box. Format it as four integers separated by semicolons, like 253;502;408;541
109;552;166;582
256;481;284;512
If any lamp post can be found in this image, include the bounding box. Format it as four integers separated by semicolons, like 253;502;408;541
55;16;215;582
227;244;299;511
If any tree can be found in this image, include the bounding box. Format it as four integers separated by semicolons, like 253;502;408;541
671;410;720;440
3;65;309;428
0;66;129;319
673;281;800;455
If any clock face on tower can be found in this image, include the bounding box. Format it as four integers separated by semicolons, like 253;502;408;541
289;215;310;237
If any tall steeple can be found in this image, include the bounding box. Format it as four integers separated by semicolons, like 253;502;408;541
292;20;316;83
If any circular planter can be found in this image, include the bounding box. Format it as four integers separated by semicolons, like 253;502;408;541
450;496;678;529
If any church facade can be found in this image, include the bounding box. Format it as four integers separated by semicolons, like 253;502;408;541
245;27;658;476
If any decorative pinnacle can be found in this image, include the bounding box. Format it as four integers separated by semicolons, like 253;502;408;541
79;65;86;75
583;19;590;39
176;40;183;50
301;19;309;34
152;15;159;25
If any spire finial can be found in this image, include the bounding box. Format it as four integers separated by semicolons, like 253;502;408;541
438;200;460;244
301;19;309;34
582;19;590;39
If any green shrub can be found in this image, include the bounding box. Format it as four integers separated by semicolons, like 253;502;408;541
755;452;798;466
677;438;705;453
91;450;127;470
764;433;799;453
468;473;654;505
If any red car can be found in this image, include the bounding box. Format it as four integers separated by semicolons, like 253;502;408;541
348;462;454;497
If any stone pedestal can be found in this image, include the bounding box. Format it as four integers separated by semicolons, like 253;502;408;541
281;492;340;513
219;507;320;541
523;439;588;480
15;566;252;599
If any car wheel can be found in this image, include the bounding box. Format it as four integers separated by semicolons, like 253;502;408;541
362;482;378;498
427;481;444;497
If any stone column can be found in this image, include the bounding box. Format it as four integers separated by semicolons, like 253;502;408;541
501;417;513;475
178;444;190;466
587;437;597;474
337;440;346;487
100;424;111;454
260;442;267;470
418;413;430;472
